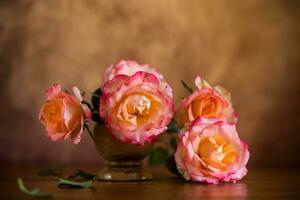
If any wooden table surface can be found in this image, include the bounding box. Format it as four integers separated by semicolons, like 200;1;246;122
0;165;299;199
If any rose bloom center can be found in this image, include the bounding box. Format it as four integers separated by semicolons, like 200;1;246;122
41;100;68;133
43;100;63;124
116;93;155;126
191;95;223;118
197;133;237;170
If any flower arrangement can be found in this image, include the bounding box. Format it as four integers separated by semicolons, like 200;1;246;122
39;60;249;184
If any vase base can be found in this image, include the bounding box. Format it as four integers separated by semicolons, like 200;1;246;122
97;161;152;181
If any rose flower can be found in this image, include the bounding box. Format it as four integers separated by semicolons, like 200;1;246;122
174;117;249;184
100;71;174;145
176;76;237;127
39;84;91;144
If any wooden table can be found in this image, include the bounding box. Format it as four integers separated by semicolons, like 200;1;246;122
0;165;299;199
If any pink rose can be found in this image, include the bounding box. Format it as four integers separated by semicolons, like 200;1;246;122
100;71;174;145
102;60;172;98
176;76;237;127
174;117;249;184
39;84;91;144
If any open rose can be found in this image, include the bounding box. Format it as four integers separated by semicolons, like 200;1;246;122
100;71;174;145
176;76;237;127
174;117;249;184
39;84;91;144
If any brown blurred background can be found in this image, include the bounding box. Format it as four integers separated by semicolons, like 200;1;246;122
0;0;299;167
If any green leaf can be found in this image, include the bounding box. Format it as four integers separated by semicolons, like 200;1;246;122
167;119;181;133
69;170;97;180
148;148;169;166
170;136;178;150
91;88;102;111
38;164;66;177
91;88;104;123
17;178;53;198
90;92;102;98
181;80;193;94
57;178;93;189
91;112;103;123
165;156;180;175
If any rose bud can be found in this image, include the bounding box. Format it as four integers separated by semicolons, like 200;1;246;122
39;84;91;144
100;71;174;145
174;117;249;184
176;76;237;127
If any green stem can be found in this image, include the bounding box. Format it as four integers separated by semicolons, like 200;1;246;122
181;80;193;94
89;92;101;98
84;124;94;139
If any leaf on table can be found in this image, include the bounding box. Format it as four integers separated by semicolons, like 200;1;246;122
148;147;169;166
57;178;93;189
17;178;53;198
68;170;97;180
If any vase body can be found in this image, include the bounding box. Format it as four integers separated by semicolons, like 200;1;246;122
92;123;153;181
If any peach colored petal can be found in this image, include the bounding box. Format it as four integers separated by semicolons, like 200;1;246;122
63;98;81;131
45;83;62;100
194;76;212;89
81;104;92;119
70;116;84;144
72;86;83;102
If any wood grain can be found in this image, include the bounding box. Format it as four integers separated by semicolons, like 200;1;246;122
0;165;299;199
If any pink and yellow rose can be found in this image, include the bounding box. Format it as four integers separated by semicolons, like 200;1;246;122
39;84;91;144
176;76;237;127
100;61;174;145
174;117;249;184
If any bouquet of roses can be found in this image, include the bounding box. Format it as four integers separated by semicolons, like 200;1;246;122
39;60;249;184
